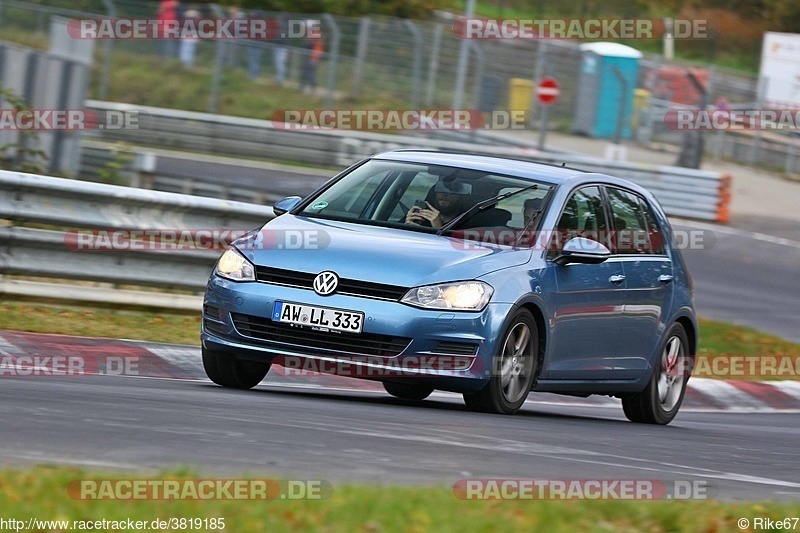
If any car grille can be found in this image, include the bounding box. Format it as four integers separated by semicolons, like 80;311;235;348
255;266;408;301
431;341;479;356
231;313;411;357
203;304;227;336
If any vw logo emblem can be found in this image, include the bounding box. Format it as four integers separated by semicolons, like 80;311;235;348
313;271;339;296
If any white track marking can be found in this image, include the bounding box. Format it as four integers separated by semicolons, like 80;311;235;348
689;378;771;409
771;381;800;402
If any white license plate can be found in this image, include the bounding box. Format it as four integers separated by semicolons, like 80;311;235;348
273;301;364;334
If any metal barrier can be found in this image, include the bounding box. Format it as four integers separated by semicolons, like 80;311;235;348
0;169;274;230
85;100;733;222
0;170;275;295
0;226;216;290
77;140;332;204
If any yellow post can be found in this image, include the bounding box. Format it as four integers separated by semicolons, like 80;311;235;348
632;88;650;130
508;78;535;125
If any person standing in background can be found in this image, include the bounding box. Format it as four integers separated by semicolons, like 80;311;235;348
223;5;246;68
157;0;180;58
300;21;323;95
246;9;265;81
272;14;290;86
179;8;201;68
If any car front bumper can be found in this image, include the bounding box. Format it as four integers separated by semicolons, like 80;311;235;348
201;274;513;393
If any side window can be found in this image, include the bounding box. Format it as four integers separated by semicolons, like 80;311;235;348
551;186;610;255
638;197;667;255
606;187;653;255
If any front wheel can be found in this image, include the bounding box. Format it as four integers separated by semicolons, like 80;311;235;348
202;348;270;389
622;323;691;425
463;309;538;414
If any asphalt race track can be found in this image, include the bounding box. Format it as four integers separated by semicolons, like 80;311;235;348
1;374;799;501
675;219;800;343
2;158;798;503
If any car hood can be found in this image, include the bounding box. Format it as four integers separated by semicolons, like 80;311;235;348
235;215;532;287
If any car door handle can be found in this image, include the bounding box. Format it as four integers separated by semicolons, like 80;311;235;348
609;274;626;284
658;274;674;283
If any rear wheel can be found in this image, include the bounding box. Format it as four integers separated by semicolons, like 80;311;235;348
622;323;691;425
383;382;434;401
463;309;538;414
202;348;270;389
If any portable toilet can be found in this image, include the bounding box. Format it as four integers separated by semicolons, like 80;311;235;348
573;42;642;139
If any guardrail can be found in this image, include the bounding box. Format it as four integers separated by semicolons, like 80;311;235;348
85;100;732;222
0;170;274;301
75;141;336;206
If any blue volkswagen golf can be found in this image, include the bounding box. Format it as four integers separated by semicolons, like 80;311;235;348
201;150;697;425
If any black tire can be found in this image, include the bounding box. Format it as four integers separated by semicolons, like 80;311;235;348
622;323;691;425
202;348;270;389
383;381;434;401
463;309;538;414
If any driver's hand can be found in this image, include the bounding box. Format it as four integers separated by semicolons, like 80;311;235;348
404;206;423;225
405;201;443;228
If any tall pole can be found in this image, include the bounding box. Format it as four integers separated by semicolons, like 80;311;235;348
453;0;476;109
663;18;674;60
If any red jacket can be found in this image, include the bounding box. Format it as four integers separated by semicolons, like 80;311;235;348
157;0;178;38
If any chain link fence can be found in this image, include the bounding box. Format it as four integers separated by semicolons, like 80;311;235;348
1;0;796;175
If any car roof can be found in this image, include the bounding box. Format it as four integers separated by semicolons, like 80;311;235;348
372;150;586;185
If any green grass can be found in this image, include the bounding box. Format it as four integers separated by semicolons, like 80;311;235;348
1;467;798;532
1;298;799;380
697;317;800;360
0;27;49;50
93;50;413;120
0;299;201;346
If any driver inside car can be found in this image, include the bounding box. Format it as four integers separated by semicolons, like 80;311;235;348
404;179;472;229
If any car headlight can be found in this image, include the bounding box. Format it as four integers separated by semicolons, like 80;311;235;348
215;247;255;282
401;281;493;311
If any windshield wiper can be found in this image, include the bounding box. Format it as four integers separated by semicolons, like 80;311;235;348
436;183;539;236
513;188;552;248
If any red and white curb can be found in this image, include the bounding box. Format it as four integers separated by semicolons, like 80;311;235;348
2;330;799;412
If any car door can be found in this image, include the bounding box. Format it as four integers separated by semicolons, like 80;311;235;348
604;187;674;379
546;185;625;380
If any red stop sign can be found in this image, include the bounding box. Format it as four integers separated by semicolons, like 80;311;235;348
536;78;560;105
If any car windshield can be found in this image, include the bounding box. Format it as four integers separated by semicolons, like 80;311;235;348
298;159;552;245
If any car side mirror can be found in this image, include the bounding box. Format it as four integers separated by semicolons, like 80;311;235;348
273;196;302;216
553;237;611;266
